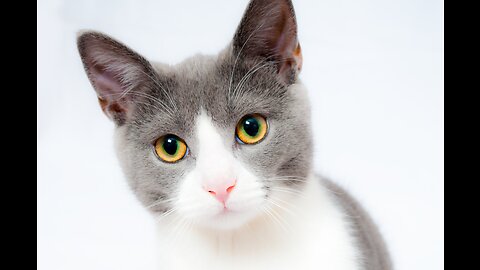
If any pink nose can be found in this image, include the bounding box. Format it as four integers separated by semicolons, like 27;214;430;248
203;179;237;204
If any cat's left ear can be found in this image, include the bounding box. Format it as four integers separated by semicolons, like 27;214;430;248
77;31;158;125
232;0;302;85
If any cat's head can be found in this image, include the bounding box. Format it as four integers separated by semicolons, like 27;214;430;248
77;0;312;230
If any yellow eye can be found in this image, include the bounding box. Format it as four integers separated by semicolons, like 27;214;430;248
154;135;188;163
236;114;268;144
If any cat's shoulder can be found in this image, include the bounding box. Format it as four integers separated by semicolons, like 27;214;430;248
317;175;393;270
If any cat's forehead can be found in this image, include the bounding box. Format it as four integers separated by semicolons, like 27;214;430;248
170;53;219;79
150;54;230;125
160;53;286;109
130;52;290;142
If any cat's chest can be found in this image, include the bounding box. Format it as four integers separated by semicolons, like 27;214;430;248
156;181;361;270
159;231;359;270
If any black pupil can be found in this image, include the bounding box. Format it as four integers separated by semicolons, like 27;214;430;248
163;137;178;155
243;117;259;137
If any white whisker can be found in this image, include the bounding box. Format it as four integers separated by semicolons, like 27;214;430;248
267;197;296;216
147;197;177;209
263;204;290;232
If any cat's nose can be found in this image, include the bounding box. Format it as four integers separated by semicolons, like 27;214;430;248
203;179;237;204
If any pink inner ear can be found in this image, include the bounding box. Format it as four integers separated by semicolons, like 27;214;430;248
272;6;301;80
91;64;125;99
271;6;294;56
90;64;130;121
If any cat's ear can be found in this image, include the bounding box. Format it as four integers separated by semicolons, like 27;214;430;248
77;31;156;125
233;0;302;84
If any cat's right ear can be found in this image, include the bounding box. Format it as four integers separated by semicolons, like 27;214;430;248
77;31;156;125
232;0;302;85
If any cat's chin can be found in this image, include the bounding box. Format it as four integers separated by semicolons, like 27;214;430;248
195;208;261;231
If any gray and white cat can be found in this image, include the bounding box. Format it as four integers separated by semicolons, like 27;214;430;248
77;0;392;269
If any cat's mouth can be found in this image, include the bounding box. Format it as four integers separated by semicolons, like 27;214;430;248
208;202;242;217
185;198;265;230
218;206;237;215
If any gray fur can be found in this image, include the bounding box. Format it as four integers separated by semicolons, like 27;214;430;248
322;177;393;270
77;0;391;268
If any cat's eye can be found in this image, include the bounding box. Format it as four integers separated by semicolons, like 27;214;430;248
236;114;268;144
154;135;188;163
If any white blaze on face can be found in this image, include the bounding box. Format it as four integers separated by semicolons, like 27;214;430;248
175;112;266;230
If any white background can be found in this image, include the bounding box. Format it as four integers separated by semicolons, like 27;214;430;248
38;0;444;269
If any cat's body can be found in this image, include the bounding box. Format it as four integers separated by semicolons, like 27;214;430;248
78;0;392;269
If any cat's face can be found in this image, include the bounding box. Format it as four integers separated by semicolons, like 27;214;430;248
78;0;312;230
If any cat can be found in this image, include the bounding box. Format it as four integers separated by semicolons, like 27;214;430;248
77;0;392;269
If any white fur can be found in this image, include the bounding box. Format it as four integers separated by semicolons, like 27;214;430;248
176;112;266;230
156;114;361;270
